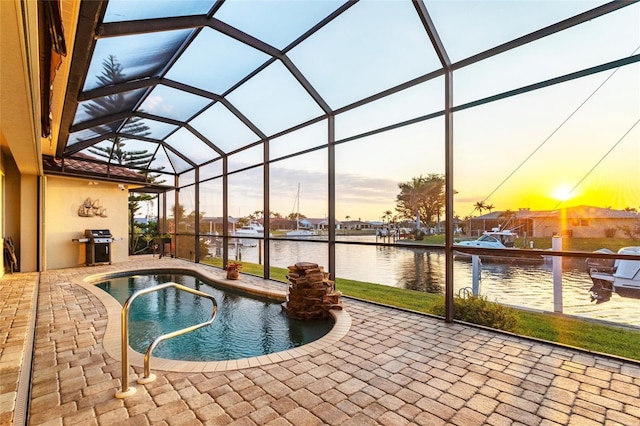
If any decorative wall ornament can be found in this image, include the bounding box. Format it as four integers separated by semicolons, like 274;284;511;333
78;198;107;217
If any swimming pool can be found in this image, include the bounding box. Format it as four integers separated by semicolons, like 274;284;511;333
96;273;334;362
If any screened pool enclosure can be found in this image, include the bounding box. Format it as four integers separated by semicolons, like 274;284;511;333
55;1;640;325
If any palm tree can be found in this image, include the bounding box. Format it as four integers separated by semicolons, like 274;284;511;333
474;201;487;215
473;201;488;235
380;210;394;236
382;210;393;224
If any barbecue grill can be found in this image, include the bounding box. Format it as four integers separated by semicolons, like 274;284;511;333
84;229;113;265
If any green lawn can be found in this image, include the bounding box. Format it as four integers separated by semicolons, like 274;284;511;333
201;258;640;361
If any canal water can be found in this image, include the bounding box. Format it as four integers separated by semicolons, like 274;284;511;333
221;236;639;328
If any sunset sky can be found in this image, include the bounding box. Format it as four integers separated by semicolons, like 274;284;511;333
108;1;639;222
282;1;640;220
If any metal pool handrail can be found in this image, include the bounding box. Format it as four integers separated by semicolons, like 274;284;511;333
115;282;218;399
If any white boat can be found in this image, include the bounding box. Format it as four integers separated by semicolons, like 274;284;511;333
376;228;392;237
232;222;267;247
455;227;543;263
287;228;316;237
286;183;316;237
234;223;264;237
456;228;518;249
587;246;640;302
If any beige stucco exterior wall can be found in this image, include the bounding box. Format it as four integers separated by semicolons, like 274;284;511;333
44;176;129;270
0;159;4;277
532;216;639;239
2;154;21;272
19;175;39;272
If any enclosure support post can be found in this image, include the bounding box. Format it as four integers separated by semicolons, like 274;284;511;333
472;255;481;295
552;235;563;313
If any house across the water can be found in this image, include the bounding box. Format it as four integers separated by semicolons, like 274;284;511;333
467;206;639;239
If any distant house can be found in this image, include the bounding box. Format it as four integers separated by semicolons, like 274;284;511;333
312;218;330;230
269;217;297;231
468;206;639;239
202;217;333;232
532;206;639;238
306;218;335;231
297;218;314;229
466;210;536;238
341;220;372;230
201;217;237;234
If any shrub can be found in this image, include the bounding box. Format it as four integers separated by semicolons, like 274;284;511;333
412;229;425;241
604;227;617;238
432;294;519;332
617;225;639;241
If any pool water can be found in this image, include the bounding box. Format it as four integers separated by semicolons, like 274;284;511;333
96;273;334;361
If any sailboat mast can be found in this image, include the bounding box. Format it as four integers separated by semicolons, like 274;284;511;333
296;183;300;230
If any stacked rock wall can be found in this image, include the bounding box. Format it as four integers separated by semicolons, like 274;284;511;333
281;262;342;320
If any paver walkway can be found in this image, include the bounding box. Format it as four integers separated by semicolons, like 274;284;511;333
2;257;640;425
0;271;38;425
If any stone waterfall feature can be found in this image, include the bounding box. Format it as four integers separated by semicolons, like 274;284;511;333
281;262;343;320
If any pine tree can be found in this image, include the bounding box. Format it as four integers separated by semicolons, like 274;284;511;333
84;55;159;173
86;55;165;184
81;54;166;254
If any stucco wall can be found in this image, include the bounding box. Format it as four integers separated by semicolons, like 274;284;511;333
532;216;639;239
3;155;21;262
0;161;3;277
44;176;129;270
20;174;38;272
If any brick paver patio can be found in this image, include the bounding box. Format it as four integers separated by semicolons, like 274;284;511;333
2;257;640;425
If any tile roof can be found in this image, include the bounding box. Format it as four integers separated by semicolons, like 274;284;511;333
42;153;149;183
474;206;639;220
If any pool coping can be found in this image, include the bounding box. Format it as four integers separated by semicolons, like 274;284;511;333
74;264;352;374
